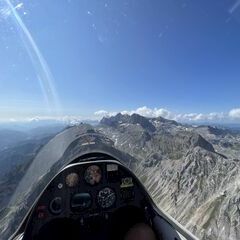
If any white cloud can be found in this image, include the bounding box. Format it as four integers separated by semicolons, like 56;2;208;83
94;110;117;119
177;112;226;122
123;106;173;119
180;113;204;121
229;108;240;119
1;107;240;124
94;106;237;123
0;115;84;124
94;110;108;116
94;107;175;120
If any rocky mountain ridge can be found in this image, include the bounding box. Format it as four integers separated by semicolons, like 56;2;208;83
98;113;240;240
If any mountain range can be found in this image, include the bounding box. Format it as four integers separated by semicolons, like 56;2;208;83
97;113;240;240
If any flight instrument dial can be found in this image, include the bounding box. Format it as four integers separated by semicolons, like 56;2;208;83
84;165;102;185
97;187;116;209
65;173;79;187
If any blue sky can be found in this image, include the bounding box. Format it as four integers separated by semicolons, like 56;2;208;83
0;0;240;122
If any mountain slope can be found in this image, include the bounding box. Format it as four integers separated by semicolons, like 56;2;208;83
98;113;240;240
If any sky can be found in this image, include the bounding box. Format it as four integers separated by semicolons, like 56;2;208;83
0;0;240;122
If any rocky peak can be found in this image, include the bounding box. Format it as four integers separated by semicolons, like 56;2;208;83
128;113;156;132
100;113;125;127
152;116;179;126
189;133;215;152
100;113;156;132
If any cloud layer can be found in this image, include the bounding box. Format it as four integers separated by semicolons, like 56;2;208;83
94;106;240;122
0;106;240;123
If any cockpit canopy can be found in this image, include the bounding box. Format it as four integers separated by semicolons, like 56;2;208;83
0;125;137;240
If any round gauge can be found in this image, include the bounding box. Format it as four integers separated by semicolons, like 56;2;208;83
97;187;116;209
49;197;62;215
65;173;79;187
84;165;102;185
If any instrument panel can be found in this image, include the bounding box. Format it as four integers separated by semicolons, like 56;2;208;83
24;160;148;240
